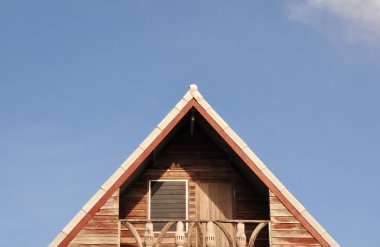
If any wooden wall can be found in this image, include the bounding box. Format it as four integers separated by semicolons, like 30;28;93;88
119;124;269;246
269;190;321;246
67;190;120;247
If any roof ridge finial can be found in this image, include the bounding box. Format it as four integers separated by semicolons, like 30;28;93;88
189;84;198;92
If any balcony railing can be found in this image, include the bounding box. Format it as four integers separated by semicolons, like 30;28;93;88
120;219;269;247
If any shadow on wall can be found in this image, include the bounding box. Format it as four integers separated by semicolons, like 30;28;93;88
119;113;269;246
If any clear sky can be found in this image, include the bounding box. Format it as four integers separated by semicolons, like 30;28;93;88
1;1;379;246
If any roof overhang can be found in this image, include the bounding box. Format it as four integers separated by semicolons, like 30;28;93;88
50;85;339;247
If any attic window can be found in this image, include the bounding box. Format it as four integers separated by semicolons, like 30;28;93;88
149;180;188;231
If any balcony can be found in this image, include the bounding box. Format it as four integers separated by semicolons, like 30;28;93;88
120;219;269;247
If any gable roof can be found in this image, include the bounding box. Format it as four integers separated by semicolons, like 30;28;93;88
49;84;339;247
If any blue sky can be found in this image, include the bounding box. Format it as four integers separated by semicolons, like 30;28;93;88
1;1;379;246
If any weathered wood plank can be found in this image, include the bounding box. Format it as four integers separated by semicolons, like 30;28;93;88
119;125;270;246
271;230;313;238
269;191;321;246
271;223;308;231
71;235;118;244
68;190;119;246
271;237;319;245
271;216;300;224
270;209;294;217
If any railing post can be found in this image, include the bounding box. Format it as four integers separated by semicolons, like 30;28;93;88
120;219;269;247
205;221;216;247
144;221;154;247
175;221;185;247
236;222;246;247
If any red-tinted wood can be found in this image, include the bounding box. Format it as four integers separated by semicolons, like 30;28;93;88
119;120;269;246
67;191;119;247
57;98;330;247
192;101;330;247
58;101;195;247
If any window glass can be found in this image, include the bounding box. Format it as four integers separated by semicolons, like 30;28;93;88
149;180;187;231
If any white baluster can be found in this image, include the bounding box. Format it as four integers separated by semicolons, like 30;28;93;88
236;222;246;247
144;222;154;247
175;221;185;247
205;221;216;247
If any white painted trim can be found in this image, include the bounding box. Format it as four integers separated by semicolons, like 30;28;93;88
148;179;189;233
50;85;339;247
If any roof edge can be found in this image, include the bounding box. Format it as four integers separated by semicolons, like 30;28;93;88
49;84;339;247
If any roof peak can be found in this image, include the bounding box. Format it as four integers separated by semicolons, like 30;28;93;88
49;84;339;247
189;83;198;92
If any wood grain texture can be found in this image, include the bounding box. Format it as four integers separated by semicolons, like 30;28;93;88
192;102;332;246
67;190;119;247
197;182;234;246
120;123;270;246
270;191;321;246
56;97;334;247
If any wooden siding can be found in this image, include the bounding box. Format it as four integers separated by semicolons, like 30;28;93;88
68;190;119;247
269;190;321;246
52;90;335;247
119;123;269;246
197;182;234;246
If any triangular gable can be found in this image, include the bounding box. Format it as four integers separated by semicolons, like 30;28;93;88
50;84;339;247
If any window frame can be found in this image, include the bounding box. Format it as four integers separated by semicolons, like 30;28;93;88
148;179;189;233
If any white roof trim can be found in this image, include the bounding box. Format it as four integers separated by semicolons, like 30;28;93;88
49;84;339;247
